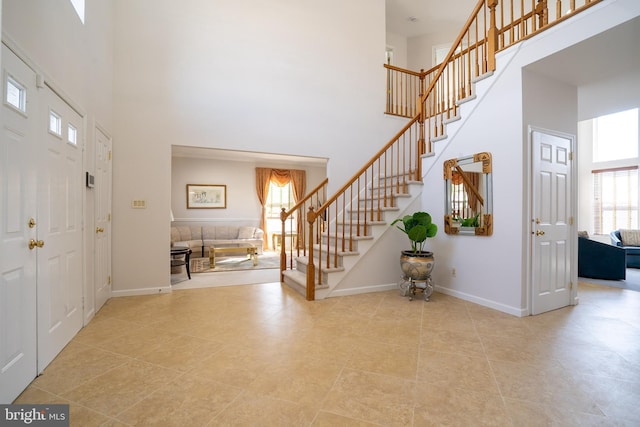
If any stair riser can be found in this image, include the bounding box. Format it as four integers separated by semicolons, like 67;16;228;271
318;237;360;251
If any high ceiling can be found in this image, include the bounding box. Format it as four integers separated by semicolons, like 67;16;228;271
385;0;478;38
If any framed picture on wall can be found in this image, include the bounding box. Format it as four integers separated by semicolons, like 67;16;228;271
186;184;227;209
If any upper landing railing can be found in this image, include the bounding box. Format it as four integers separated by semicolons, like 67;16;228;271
386;0;604;135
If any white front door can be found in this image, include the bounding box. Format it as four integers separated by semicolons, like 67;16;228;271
0;44;38;404
530;128;575;315
36;85;84;371
94;126;112;312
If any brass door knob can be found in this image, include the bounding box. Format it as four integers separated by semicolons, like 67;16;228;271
28;239;45;250
96;227;104;233
535;230;545;236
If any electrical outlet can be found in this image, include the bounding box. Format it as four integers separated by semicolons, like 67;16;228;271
452;268;456;277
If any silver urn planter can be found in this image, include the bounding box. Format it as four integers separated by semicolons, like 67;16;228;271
400;250;434;280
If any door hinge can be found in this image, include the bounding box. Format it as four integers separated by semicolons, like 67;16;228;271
108;275;111;285
569;281;573;290
569;217;574;225
569;152;573;161
107;213;111;221
108;150;112;160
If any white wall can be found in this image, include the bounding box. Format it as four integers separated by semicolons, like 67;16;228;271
407;30;459;71
385;31;408;68
112;0;399;294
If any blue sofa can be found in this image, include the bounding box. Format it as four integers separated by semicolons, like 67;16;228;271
610;230;640;268
578;237;626;280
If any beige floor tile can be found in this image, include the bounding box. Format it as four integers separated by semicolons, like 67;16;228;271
246;357;343;405
321;368;415;426
503;398;629;427
413;382;510;426
311;411;382;426
209;391;310;426
116;374;243;426
11;281;639;426
31;344;130;395
136;335;224;371
417;350;500;395
361;316;422;348
491;359;603;416
61;359;182;417
420;328;485;358
347;339;419;379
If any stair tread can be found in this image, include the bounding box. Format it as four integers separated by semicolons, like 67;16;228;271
282;270;329;289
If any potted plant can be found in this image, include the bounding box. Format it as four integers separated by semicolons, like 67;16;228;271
391;211;438;281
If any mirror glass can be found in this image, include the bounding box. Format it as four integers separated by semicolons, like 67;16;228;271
443;152;493;236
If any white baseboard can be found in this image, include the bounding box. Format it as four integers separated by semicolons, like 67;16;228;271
435;286;527;317
111;286;172;298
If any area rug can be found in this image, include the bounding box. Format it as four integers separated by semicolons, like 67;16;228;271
579;268;640;292
192;251;282;273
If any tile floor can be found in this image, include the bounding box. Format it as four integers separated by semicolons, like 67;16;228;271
14;281;640;426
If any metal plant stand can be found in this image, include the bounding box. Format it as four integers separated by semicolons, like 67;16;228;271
399;275;433;301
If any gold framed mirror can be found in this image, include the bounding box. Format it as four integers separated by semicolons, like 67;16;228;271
443;152;493;236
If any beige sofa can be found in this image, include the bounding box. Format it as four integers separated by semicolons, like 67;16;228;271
171;225;264;258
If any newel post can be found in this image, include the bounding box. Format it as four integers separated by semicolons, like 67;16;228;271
535;0;549;29
279;207;287;282
487;0;499;72
417;93;425;180
306;207;316;301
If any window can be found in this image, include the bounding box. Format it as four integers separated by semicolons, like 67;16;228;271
593;167;638;234
49;110;62;136
592;108;638;162
590;108;639;234
69;0;85;24
266;181;294;219
68;123;77;145
6;76;26;112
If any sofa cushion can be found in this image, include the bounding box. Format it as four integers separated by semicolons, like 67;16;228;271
620;229;640;246
171;226;201;242
214;226;237;240
238;226;255;239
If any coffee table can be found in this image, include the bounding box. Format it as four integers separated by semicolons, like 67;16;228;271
209;244;258;268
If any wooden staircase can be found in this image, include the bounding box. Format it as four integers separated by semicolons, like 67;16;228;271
282;177;423;299
280;0;606;300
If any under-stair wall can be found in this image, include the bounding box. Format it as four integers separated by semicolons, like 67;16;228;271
419;0;640;316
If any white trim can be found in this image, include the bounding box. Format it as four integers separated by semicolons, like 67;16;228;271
111;286;172;297
436;286;528;317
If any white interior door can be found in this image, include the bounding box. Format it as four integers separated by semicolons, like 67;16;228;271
0;44;38;404
37;85;84;371
531;129;575;315
94;126;111;312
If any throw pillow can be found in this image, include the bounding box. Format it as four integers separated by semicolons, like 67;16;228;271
238;226;255;239
620;229;640;246
577;230;589;238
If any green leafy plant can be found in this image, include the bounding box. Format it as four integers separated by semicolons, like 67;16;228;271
460;213;480;227
391;211;438;254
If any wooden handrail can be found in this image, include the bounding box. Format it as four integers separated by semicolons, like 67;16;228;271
383;64;423;77
313;116;420;217
282;178;328;222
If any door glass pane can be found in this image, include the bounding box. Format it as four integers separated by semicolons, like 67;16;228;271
6;77;26;112
68;124;77;145
49;110;62;136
